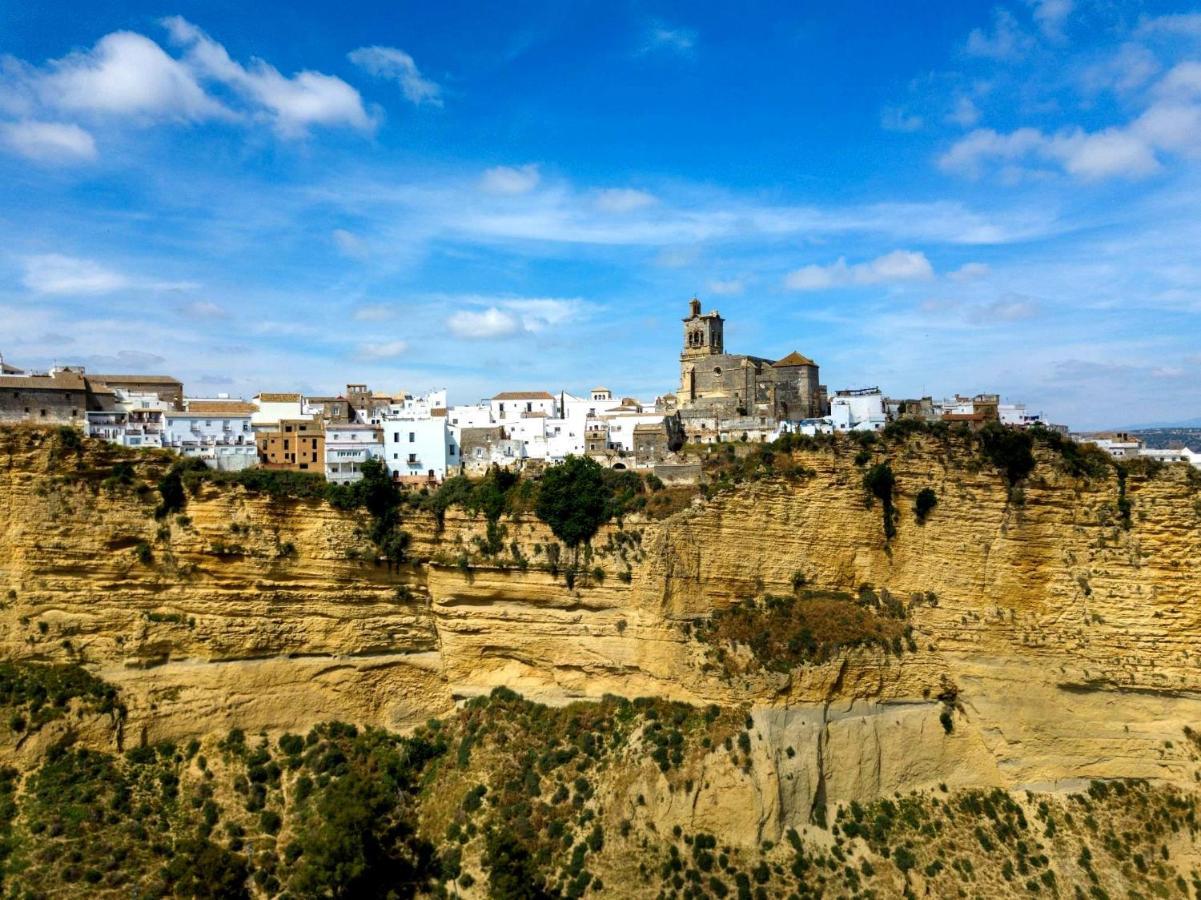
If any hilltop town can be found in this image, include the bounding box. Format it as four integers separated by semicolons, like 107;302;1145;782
2;298;1197;482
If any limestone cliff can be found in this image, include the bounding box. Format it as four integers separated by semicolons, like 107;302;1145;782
2;423;1201;895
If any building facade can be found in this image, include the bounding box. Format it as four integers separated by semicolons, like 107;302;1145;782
677;298;827;424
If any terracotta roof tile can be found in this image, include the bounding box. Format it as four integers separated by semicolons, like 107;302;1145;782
773;351;816;367
492;391;554;401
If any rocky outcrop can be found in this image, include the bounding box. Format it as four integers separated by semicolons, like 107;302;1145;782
2;425;1200;844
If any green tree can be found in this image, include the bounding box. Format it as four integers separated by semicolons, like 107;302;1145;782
535;456;610;548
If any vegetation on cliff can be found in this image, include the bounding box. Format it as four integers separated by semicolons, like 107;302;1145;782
690;587;918;676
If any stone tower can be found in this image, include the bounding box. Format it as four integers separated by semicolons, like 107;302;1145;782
681;297;723;360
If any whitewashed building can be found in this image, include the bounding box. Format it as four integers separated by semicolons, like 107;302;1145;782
87;389;168;448
382;416;452;483
252;393;308;431
164;399;258;470
830;388;887;432
325;424;384;484
489;391;557;423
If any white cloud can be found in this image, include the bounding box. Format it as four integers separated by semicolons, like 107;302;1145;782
358;339;409;359
352;304;394;321
948;262;991;282
36;30;230;121
966;9;1032;60
479;164;540;195
1029;0;1073;40
1155;61;1201;100
881;107;923;132
348;46;442;107
947;96;981;127
641;23;696;55
1080;44;1160;96
20;253;197;296
445;297;583;339
939;123;1163;180
785;250;935;290
446;307;521;339
594;187;657;213
707;278;744;295
22;254;129;295
0;120;96;162
332;228;369;259
1137;13;1201;38
181;300;226;318
163;16;373;136
969;293;1039;322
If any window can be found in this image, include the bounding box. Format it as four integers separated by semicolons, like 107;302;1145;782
393;432;399;442
40;409;46;417
409;432;415;442
283;439;290;450
448;445;455;456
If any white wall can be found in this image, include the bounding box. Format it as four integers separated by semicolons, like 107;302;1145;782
252;398;306;427
490;395;557;422
325;426;384;484
383;418;451;481
165;413;254;449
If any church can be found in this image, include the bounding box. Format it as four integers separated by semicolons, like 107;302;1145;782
675;297;827;425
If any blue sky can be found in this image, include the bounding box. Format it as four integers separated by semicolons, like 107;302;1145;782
2;1;1200;429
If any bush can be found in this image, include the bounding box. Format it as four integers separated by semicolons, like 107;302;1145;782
536;456;610;548
978;423;1035;486
914;488;938;523
863;463;897;540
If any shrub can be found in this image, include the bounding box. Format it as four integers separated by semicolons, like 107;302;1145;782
914;488;938;523
155;467;187;520
978;423;1035;486
536;456;610;549
863;463;898;540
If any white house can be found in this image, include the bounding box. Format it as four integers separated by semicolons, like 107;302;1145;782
1082;433;1144;459
447;402;494;429
87;389;169;448
489;391;557;423
164;399;258;470
252;393;308;431
382;416;452;483
325;424;384;484
830;388;887;432
1139;447;1201;469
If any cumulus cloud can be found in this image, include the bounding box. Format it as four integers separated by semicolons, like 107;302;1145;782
0;120;95;162
1137;13;1201;38
348;46;442;106
594;188;657;213
479;164;540;195
881;107;923;132
34;30;230;121
163;17;373;136
939;122;1167;181
358;339;409;359
948;262;991;282
1029;0;1073;40
947;96;981;128
446;297;583;339
785;250;935;290
446;307;521;339
966;9;1032;60
22;254;129;295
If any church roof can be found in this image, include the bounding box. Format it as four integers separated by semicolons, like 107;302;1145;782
773;351;816;368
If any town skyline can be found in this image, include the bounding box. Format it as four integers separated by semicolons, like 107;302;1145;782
4;1;1201;431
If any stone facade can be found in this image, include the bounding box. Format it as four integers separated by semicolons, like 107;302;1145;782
677;298;827;425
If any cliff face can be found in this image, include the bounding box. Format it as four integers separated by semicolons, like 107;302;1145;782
2;426;1200;845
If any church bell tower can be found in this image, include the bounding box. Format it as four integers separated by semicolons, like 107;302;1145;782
681;297;724;361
